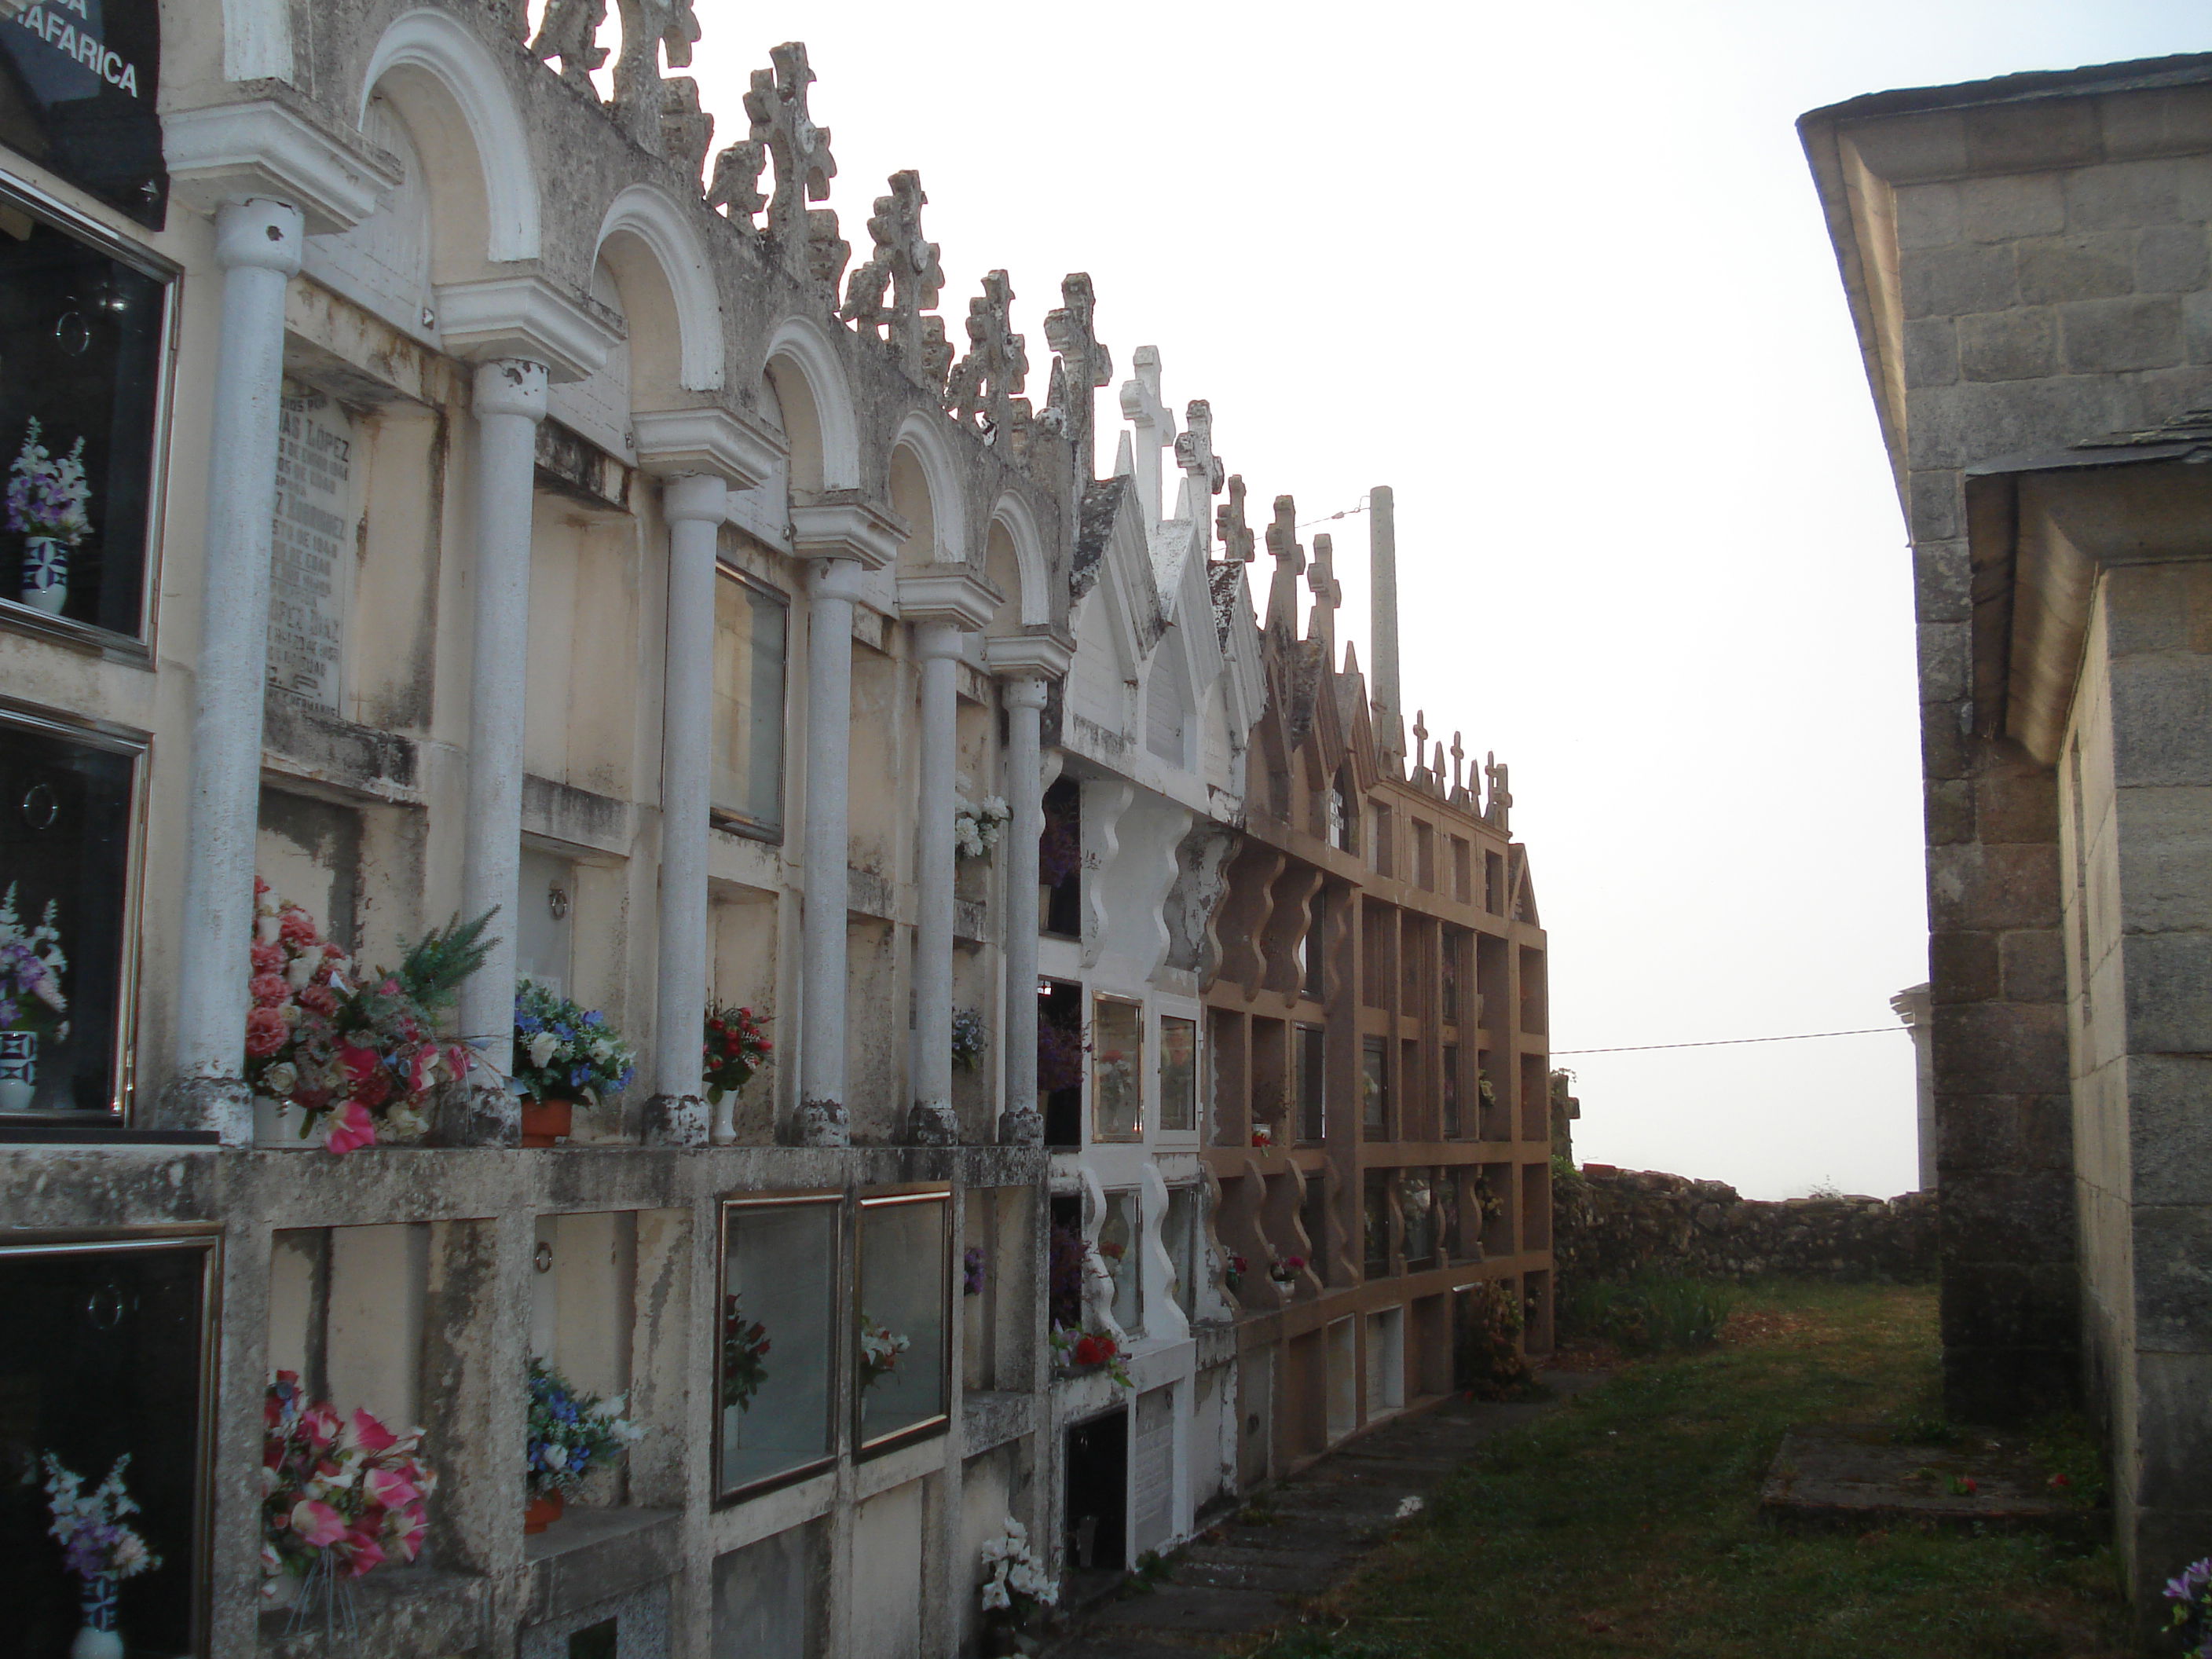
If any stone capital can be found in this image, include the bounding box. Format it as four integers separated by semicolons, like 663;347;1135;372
164;96;401;234
471;358;550;423
212;198;304;277
661;473;731;526
1000;676;1050;712
633;402;785;491
791;491;905;570
897;563;1002;632
436;271;623;384
808;557;871;605
984;628;1075;683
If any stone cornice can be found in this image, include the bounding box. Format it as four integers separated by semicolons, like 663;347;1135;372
897;565;1003;632
790;491;905;570
632;402;784;490
163;94;401;235
434;271;624;385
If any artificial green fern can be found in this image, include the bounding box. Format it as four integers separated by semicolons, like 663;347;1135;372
394;909;500;1008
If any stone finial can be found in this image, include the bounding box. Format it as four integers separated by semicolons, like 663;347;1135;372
840;170;945;381
1042;273;1112;482
1218;474;1255;563
1119;346;1175;524
611;0;701;154
660;76;713;182
1265;494;1303;576
530;0;608;96
722;42;837;255
804;209;851;307
1485;752;1512;831
1308;533;1341;606
1450;730;1464;791
918;316;952;392
1412;709;1428;753
1175;398;1225;511
946;270;1030;439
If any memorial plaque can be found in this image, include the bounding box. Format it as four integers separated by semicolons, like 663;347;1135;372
267;385;357;712
0;0;167;228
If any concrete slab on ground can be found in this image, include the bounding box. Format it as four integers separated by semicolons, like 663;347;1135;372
1760;1423;2084;1533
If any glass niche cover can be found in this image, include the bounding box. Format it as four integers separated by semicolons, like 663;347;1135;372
0;1238;214;1658
0;192;171;639
0;715;139;1117
1090;994;1143;1142
855;1192;949;1452
718;1196;840;1498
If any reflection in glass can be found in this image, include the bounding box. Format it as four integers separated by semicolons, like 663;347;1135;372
1361;1036;1388;1139
1164;1186;1199;1321
856;1193;949;1450
1441;1044;1462;1139
1296;1024;1325;1144
0;718;136;1115
1099;1190;1141;1335
0;198;168;638
1363;1170;1390;1278
719;1197;840;1497
0;1240;211;1657
1158;1016;1196;1133
1091;995;1142;1142
1435;1168;1463;1261
711;573;787;837
1399;1173;1436;1268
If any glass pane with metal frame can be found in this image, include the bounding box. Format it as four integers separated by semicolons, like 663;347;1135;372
710;569;787;839
1090;994;1143;1143
717;1195;841;1499
0;1236;214;1657
855;1192;949;1452
1157;1014;1196;1133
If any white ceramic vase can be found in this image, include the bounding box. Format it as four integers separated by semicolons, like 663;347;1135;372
70;1573;123;1659
253;1093;317;1148
0;1027;37;1111
22;535;68;615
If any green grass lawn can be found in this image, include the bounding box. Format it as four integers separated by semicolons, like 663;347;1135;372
1254;1281;2131;1659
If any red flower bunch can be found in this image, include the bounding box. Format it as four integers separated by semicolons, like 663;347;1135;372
1071;1333;1118;1368
1050;1324;1134;1389
245;881;493;1153
261;1372;434;1595
702;1002;771;1105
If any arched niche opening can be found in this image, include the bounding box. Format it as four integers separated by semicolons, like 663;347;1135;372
889;443;938;569
764;357;826;497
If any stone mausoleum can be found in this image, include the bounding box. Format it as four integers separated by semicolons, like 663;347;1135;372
1805;51;2212;1625
0;2;1555;1654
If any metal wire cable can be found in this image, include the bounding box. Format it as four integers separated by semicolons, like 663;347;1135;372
1551;1027;1903;1056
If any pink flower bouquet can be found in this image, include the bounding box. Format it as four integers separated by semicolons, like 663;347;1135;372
262;1372;434;1596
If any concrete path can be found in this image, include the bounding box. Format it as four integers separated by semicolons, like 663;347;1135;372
1047;1368;1610;1659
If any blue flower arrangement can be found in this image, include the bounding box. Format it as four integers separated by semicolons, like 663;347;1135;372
512;979;637;1104
526;1359;643;1498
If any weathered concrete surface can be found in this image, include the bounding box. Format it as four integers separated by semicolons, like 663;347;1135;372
1046;1370;1606;1657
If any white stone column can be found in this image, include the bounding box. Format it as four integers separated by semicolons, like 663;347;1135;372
650;474;729;1147
166;197;304;1141
908;621;964;1145
997;674;1049;1146
458;358;549;1140
794;558;870;1145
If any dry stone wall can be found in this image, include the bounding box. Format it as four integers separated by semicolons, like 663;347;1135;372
1555;1164;1938;1285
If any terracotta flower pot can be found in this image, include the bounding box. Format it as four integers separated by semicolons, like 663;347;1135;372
520;1094;573;1148
523;1487;566;1534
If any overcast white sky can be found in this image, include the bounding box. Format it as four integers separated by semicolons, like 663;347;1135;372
614;0;2206;1197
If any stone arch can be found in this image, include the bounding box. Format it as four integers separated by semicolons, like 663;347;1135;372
358;8;540;273
762;314;861;491
888;413;969;566
987;492;1050;626
593;185;725;398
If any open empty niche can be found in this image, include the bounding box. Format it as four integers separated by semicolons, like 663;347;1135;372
710;1518;824;1659
269;1223;430;1436
718;1196;840;1499
855;1192;950;1453
1364;1306;1404;1418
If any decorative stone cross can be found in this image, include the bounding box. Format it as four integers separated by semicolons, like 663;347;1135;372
1217;474;1255;563
1265;495;1304;576
1042;274;1112;484
1450;730;1464;792
530;0;607;95
611;0;701;155
840;170;945;383
1118;346;1175;525
711;43;836;256
1174;398;1225;523
1485;753;1513;830
1412;709;1429;759
946;270;1031;442
1307;530;1342;608
660;78;712;181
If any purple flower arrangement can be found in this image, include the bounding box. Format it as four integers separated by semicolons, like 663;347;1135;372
0;883;68;1035
2168;1556;2212;1657
963;1246;986;1297
1037;1021;1086;1096
6;419;91;543
42;1452;159;1584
